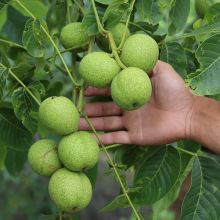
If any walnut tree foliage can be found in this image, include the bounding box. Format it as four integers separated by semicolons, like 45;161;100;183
0;0;220;219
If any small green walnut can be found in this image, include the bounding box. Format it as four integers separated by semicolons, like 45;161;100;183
28;139;62;177
111;67;152;111
79;52;121;88
38;96;80;136
48;168;92;213
120;34;159;72
60;22;90;52
58;131;99;171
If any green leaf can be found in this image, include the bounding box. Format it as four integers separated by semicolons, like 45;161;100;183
22;18;49;57
5;148;28;177
133;145;181;205
99;187;141;213
113;145;147;169
11;87;38;134
0;107;33;150
11;0;48;18
102;0;124;24
184;3;220;37
53;0;67;31
3;5;28;45
0;67;9;101
0;142;7;170
8;63;35;82
186;34;220;95
129;21;159;34
168;0;190;36
152;141;201;218
180;156;220;220
0;0;12;16
28;80;46;97
105;7;129;29
84;163;98;190
0;6;6;29
82;3;106;35
136;0;170;25
95;0;112;5
1;51;10;68
99;194;130;213
35;56;46;72
42;81;63;98
160;41;187;79
181;36;196;50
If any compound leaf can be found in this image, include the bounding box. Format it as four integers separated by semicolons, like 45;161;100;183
11;0;48;18
82;3;106;35
160;41;187;79
168;0;190;36
0;67;9;101
5;148;28;177
133;145;181;205
184;3;220;37
0;0;13;16
0;142;7;170
113;145;147;169
136;0;170;25
186;34;220;95
8;64;35;83
11;87;38;134
22;18;49;57
180;156;220;220
0;107;33;151
152;141;201;218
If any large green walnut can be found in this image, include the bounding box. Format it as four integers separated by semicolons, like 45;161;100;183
120;34;159;72
195;0;220;18
28;139;62;177
38;96;80;136
79;52;121;88
111;67;152;111
48;168;92;213
60;22;90;52
58;131;99;171
195;0;212;18
96;23;130;52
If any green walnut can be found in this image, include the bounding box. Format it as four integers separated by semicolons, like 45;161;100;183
79;52;121;88
28;139;62;177
120;34;159;72
60;22;90;52
38;96;80;136
96;23;130;52
195;0;220;18
58;131;99;171
111;67;152;111
48;168;92;213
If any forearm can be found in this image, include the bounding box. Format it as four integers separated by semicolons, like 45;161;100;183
188;95;220;154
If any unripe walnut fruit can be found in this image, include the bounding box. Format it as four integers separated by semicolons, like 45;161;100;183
28;139;62;177
111;67;152;111
79;52;121;88
120;34;159;72
38;96;80;136
49;168;92;213
58;131;99;171
60;22;90;52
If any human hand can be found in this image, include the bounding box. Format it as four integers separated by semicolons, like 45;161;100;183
79;60;195;146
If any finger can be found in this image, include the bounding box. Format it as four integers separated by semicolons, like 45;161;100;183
84;102;122;117
84;86;111;97
95;131;131;146
79;117;124;131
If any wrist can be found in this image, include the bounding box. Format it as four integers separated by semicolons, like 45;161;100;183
186;95;220;154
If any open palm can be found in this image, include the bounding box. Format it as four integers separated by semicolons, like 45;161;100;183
79;61;195;146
